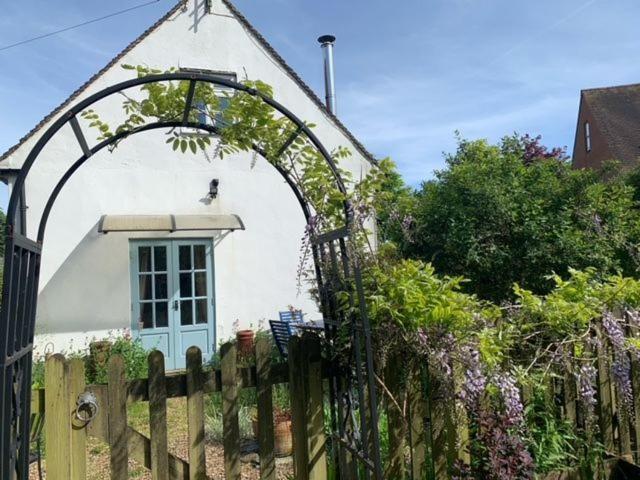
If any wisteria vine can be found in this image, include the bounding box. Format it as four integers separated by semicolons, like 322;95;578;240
368;263;640;477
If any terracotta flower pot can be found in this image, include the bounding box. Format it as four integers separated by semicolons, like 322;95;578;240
273;418;293;456
236;329;254;355
252;415;293;457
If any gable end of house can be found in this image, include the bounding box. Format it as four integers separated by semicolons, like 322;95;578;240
0;0;376;166
573;82;640;171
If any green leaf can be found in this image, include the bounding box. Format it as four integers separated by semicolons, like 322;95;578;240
180;139;187;153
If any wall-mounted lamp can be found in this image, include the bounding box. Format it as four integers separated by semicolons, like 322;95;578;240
209;178;219;199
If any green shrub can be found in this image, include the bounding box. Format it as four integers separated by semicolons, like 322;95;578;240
31;333;150;388
89;335;149;384
31;359;45;389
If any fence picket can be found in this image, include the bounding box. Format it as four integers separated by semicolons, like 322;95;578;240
444;390;458;470
563;368;578;427
69;358;87;480
303;333;327;480
385;353;406;479
45;354;71;479
428;365;449;480
453;365;470;466
614;374;632;459
221;341;241;479
149;350;170;480
186;346;206;480
108;354;128;480
595;327;615;454
288;335;309;479
619;412;632;460
631;323;640;464
409;367;428;480
255;336;276;480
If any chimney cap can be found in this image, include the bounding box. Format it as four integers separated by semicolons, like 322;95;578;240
317;34;336;45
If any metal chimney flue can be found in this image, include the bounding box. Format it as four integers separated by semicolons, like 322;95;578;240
318;34;336;114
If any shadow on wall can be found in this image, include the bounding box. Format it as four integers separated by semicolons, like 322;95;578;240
35;222;235;346
36;220;131;338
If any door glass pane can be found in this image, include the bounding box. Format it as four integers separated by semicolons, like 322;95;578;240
194;245;206;269
134;241;213;336
154;246;167;271
140;302;153;328
195;299;208;324
179;245;191;270
194;272;207;297
180;300;193;325
139;275;152;300
155;302;168;327
155;274;168;299
180;273;192;297
138;247;151;272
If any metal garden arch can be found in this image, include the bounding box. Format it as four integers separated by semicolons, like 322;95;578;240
0;72;382;479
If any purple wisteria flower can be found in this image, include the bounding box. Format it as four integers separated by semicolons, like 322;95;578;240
493;372;525;428
459;346;486;409
431;333;455;377
456;346;533;479
577;364;597;409
603;312;634;415
603;312;626;351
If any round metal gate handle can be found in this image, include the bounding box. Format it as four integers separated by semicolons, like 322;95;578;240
75;391;99;423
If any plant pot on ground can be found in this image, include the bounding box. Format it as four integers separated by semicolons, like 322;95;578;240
236;329;255;356
252;411;293;457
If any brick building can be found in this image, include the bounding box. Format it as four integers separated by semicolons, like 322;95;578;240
572;83;640;171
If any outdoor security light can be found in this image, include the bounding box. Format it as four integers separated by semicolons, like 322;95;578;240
209;178;219;199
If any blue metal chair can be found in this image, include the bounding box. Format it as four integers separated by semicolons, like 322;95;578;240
279;310;304;324
269;319;295;359
270;310;305;359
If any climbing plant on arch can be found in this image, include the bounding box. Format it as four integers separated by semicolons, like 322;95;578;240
0;68;390;479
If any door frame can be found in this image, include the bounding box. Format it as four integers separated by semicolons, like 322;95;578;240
129;237;216;369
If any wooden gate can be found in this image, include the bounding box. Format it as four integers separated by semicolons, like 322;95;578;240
33;334;328;480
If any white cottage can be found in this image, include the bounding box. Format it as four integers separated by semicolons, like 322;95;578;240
0;0;375;369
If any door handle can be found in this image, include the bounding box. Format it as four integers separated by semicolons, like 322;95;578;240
173;300;179;311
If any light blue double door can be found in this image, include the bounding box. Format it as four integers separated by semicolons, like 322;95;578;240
130;239;216;370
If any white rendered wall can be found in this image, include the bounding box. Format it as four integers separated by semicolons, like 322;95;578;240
2;0;374;356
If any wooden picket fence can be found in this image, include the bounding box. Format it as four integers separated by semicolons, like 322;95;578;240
381;330;640;480
30;330;640;480
32;333;328;480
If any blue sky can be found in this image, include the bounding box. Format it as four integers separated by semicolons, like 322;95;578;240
1;0;639;210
